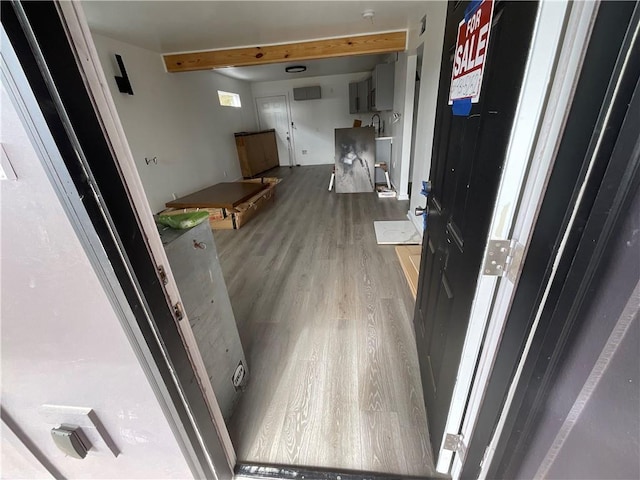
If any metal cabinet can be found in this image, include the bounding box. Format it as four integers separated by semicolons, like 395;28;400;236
159;221;247;420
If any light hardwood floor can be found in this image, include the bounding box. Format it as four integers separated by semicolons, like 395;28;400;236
214;165;436;477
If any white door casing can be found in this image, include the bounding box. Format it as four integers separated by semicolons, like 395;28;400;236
397;52;418;201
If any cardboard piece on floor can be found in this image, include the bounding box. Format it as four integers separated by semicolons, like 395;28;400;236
374;220;421;245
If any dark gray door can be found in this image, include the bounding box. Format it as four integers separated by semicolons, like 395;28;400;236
413;0;539;459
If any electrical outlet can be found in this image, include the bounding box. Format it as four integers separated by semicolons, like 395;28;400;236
302;150;308;155
223;171;228;178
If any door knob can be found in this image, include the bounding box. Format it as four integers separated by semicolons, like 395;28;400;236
415;205;429;216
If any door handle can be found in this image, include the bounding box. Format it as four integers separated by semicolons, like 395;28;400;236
415;205;429;217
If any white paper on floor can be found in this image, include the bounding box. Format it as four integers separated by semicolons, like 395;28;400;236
374;220;422;245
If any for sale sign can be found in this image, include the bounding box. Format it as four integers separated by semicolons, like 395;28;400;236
448;0;495;104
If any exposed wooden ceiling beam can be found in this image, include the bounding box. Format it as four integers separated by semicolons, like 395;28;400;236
163;31;407;73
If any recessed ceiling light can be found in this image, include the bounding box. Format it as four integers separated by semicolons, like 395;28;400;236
285;65;307;73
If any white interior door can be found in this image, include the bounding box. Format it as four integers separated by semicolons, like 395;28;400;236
255;95;293;167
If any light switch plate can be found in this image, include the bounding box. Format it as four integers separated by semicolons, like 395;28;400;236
39;405;119;457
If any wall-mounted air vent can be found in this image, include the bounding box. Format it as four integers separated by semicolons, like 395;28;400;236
293;86;321;101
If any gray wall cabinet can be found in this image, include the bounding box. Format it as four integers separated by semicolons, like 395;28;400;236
371;63;395;112
348;63;395;114
348;82;359;114
349;78;372;114
160;221;247;420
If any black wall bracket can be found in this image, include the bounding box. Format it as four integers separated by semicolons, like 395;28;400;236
114;54;133;95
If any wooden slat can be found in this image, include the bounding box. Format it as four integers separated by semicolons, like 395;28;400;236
164;31;407;73
395;245;421;300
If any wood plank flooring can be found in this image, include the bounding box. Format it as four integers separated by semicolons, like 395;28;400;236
213;165;435;476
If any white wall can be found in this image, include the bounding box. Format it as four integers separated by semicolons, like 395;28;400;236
408;2;448;231
384;51;414;200
386;53;405;191
0;86;191;478
92;33;258;213
251;72;374;166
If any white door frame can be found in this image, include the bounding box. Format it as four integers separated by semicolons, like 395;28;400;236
55;1;237;474
397;52;418;201
433;1;599;476
255;94;296;167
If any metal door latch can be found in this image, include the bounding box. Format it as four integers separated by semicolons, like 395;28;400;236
483;239;525;282
157;265;169;285
173;302;184;322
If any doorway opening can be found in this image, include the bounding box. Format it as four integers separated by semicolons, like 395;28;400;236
10;1;632;479
62;3;440;477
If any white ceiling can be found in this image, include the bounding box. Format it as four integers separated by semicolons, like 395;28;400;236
82;1;434;81
82;1;430;53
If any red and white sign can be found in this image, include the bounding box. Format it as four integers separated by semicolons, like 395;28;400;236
448;0;495;104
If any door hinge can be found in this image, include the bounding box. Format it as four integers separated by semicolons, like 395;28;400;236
443;433;466;458
173;302;184;322
158;265;169;286
482;239;525;282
